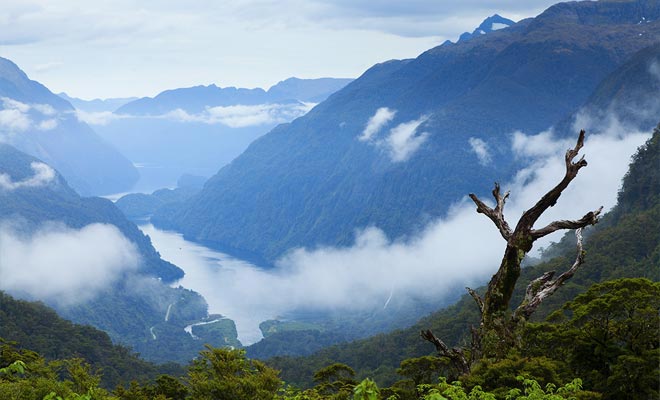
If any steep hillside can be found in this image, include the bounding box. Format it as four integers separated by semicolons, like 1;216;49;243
555;42;660;134
154;0;660;262
0;57;138;195
0;145;237;363
267;124;660;388
0;291;180;389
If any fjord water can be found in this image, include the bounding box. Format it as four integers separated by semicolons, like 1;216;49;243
139;223;271;345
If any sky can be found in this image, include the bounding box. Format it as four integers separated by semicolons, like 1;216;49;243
0;0;561;99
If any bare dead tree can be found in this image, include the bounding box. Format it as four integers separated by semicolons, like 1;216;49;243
422;130;603;373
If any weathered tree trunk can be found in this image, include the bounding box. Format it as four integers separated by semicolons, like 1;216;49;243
422;130;603;372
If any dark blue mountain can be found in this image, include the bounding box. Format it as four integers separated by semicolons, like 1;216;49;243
0;57;138;195
153;0;660;263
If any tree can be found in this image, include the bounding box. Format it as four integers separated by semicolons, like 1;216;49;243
186;346;281;400
422;131;603;373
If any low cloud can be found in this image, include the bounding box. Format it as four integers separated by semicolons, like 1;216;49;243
360;109;430;162
0;108;31;132
360;107;396;141
0;223;140;306
0;162;56;191
75;102;316;127
386;116;429;161
0;97;60;134
163;102;316;128
74;110;127;126
468;137;491;165
151;114;650;344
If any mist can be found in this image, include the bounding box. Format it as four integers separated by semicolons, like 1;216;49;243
0;222;140;306
0;162;55;190
144;115;651;344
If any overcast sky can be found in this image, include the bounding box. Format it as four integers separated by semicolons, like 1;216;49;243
0;0;560;99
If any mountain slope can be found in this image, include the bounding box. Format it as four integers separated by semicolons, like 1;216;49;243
0;57;138;195
268;123;660;388
154;0;660;262
0;145;237;363
0;291;179;389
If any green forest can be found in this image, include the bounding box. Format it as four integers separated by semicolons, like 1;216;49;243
1;128;658;399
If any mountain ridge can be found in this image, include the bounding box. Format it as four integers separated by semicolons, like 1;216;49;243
0;57;138;195
153;0;660;262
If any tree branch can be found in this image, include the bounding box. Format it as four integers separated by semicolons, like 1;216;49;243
466;287;484;315
516;130;588;232
514;228;589;320
469;183;512;240
530;206;603;239
420;330;470;376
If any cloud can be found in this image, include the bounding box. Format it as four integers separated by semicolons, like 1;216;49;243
32;61;64;73
161;102;316;128
74;110;127;126
360;107;396;141
360;112;430;162
385;116;429;162
0;97;60;133
73;102;316;127
468;137;491;165
0;223;140;306
0;162;55;191
0;108;32;132
148;113;650;344
31;103;56;116
650;60;660;83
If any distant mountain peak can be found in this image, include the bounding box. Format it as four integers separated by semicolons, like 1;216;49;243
458;14;516;42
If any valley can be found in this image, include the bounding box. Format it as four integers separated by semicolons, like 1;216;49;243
0;0;658;398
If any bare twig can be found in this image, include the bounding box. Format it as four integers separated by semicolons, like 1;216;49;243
531;207;603;239
514;228;589;320
516;130;588;232
420;330;470;376
469;183;512;240
466;287;484;315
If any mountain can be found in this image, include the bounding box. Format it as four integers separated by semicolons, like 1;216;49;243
458;14;516;42
268;123;660;388
0;145;238;363
556;42;660;134
0;57;138;195
267;77;355;103
153;0;660;262
116;77;353;115
58;92;138;112
90;78;352;191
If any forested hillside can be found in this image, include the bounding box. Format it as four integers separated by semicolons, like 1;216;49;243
0;145;237;364
267;124;660;392
0;292;180;389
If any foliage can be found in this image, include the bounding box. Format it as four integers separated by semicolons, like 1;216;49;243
186;346;281;400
